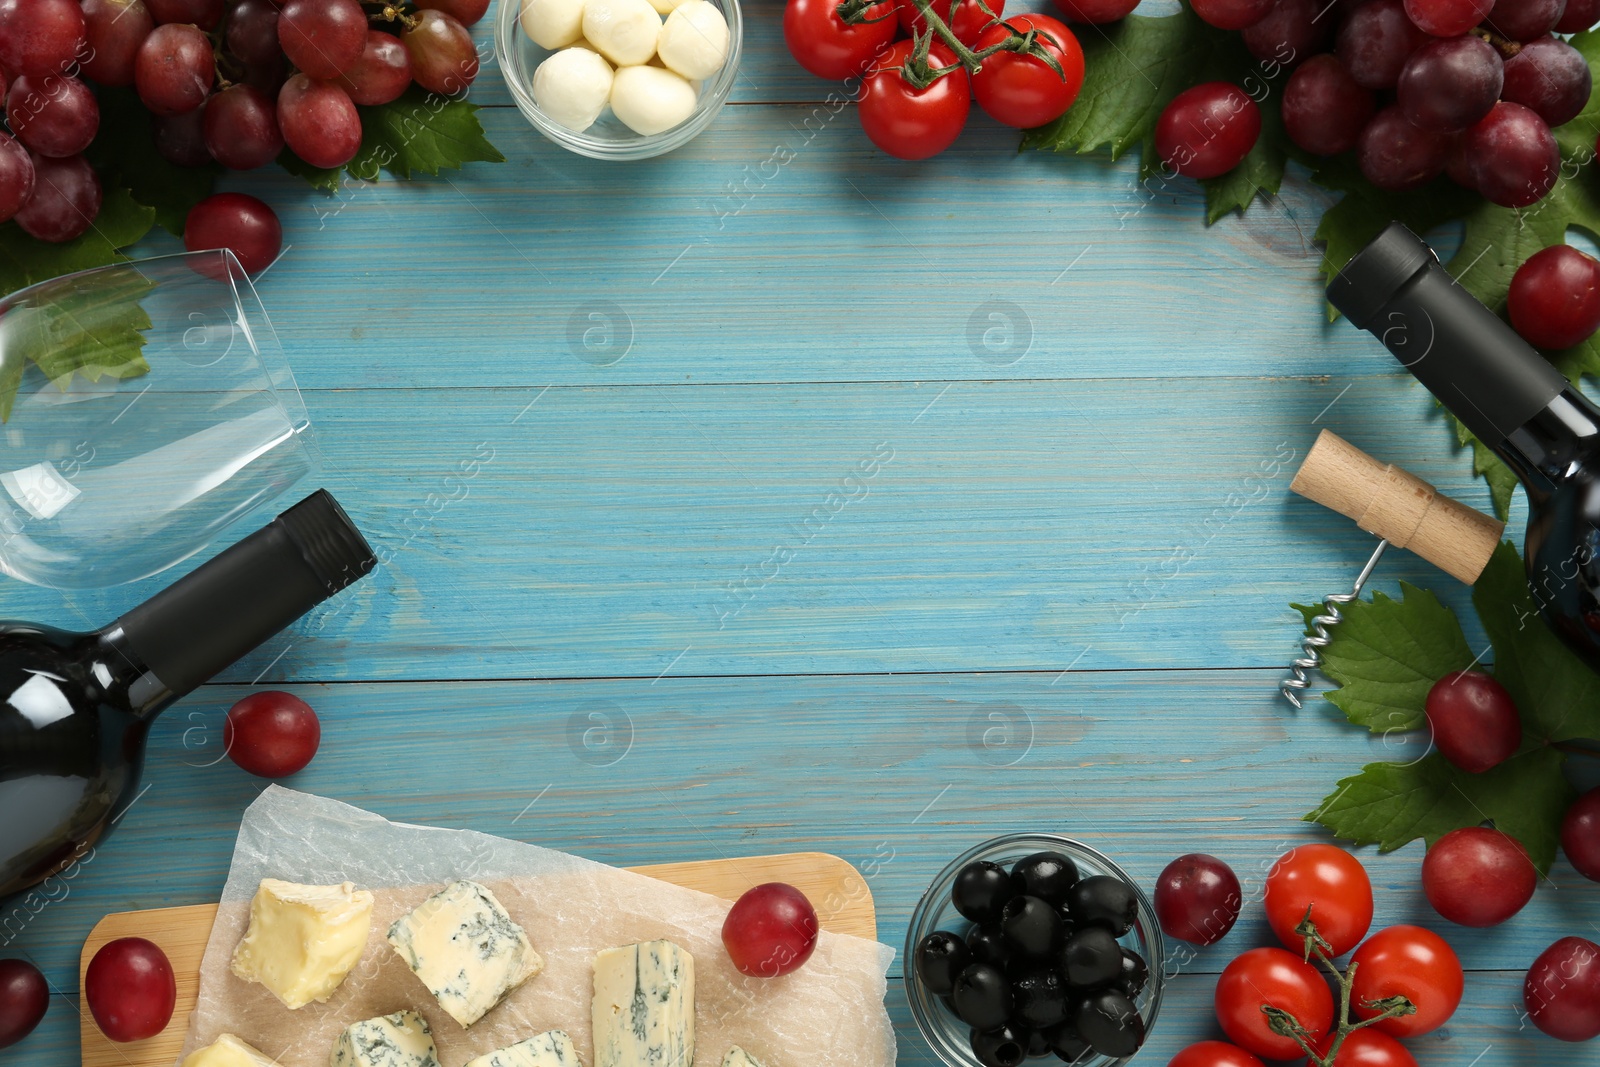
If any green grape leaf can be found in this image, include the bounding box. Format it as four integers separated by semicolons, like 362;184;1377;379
1201;89;1287;223
86;88;217;236
1308;747;1575;873
1313;584;1476;734
1449;413;1518;521
0;184;154;299
282;89;505;191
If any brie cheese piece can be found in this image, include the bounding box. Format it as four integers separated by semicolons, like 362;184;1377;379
463;1030;582;1067
387;880;543;1028
180;1034;280;1067
331;1011;441;1067
721;1048;766;1067
592;940;695;1067
229;879;373;1009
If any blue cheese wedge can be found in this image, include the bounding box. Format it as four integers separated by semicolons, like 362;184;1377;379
387;880;543;1028
592;940;695;1067
463;1030;581;1067
330;1011;441;1067
721;1049;766;1067
180;1034;280;1067
230;879;374;1009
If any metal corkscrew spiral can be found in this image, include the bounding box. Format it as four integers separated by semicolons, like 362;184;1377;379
1281;540;1389;708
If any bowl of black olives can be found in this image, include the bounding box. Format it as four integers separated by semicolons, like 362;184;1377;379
906;834;1164;1067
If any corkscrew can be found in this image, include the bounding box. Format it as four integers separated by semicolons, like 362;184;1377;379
1279;430;1506;707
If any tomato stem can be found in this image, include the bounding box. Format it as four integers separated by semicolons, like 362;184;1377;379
834;0;1069;89
1265;916;1417;1067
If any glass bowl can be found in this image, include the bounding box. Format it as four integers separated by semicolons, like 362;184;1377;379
495;0;743;159
904;834;1166;1067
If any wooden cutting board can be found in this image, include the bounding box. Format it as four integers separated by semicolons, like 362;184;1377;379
80;851;876;1067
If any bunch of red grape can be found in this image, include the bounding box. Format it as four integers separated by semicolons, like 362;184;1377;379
0;0;488;248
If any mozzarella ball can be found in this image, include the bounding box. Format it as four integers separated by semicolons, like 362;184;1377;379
646;0;689;12
657;1;729;81
533;47;615;132
582;0;662;66
610;65;698;135
521;0;585;49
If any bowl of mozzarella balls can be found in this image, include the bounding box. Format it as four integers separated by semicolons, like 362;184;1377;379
496;0;741;158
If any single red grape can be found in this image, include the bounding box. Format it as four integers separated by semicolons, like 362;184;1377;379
1051;0;1140;21
81;0;155;88
0;0;87;78
404;9;480;96
1155;82;1261;179
1525;937;1600;1041
1556;0;1600;31
225;0;282;69
415;0;494;26
1191;0;1275;30
721;882;820;977
1283;54;1374;155
1154;853;1242;945
1421;827;1536;927
1360;106;1449;191
152;108;209;166
145;0;222;29
1403;0;1493;35
0;131;34;222
134;22;214;115
1465;101;1559;209
84;938;176;1043
1240;0;1333;66
7;75;100;158
1509;245;1600;351
203;84;283;170
14;152;100;242
1487;0;1565;39
337;31;413;107
1503;37;1593;131
278;0;367;81
1424;671;1522;773
1397;35;1502;134
1561;787;1600;881
278;74;362;169
1338;0;1428;91
0;959;48;1049
222;689;319;775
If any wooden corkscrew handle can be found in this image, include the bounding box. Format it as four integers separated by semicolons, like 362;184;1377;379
1290;429;1506;585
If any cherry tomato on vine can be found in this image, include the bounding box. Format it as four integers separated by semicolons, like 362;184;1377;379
857;39;970;159
783;0;898;80
896;0;1004;46
1214;947;1334;1060
1348;925;1464;1037
1166;1041;1266;1067
1263;843;1373;957
969;13;1084;128
1315;1029;1419;1067
1053;0;1140;21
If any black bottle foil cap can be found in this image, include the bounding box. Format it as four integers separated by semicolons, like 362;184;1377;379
276;489;377;594
1326;221;1436;329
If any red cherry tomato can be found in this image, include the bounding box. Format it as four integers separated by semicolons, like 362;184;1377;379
1053;0;1140;21
1263;843;1373;957
857;39;970;159
85;938;176;1043
1167;1040;1266;1067
969;14;1084;128
1316;1029;1418;1066
1214;947;1335;1060
896;0;1004;45
783;0;898;80
0;959;48;1049
1348;924;1464;1037
721;882;820;977
224;691;321;778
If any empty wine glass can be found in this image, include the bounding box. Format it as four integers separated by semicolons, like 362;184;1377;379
0;250;319;589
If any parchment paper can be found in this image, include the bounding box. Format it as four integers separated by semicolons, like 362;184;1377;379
178;787;897;1067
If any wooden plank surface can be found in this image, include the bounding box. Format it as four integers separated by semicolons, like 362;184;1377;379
76;853;873;1067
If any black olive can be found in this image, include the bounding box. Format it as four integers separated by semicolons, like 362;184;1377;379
1075;990;1146;1058
1040;1019;1092;1062
1066;875;1138;936
1114;948;1149;998
1024;1026;1053;1059
967;923;1011;967
915;930;972;996
952;963;1013;1031
1060;926;1123;990
953;860;1017;925
1010;851;1080;908
1010;968;1068;1027
970;1023;1030;1067
1001;895;1066;959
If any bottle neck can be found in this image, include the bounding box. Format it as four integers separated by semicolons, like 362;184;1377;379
92;624;176;719
1499;388;1600;496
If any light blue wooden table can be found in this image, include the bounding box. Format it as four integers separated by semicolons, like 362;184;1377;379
7;3;1599;1063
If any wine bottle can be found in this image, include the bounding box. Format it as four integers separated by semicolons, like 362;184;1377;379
0;490;375;902
1328;222;1600;671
